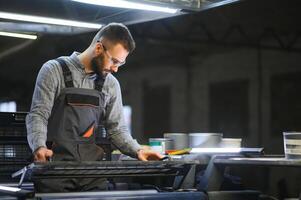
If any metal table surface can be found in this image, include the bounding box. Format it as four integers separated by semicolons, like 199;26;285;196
198;155;301;192
214;156;301;167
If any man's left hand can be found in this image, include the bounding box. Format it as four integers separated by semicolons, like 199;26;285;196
137;149;164;161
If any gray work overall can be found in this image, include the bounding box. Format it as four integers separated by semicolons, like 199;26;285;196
34;58;108;193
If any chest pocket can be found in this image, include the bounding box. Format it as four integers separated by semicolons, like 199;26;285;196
66;93;99;108
65;93;100;139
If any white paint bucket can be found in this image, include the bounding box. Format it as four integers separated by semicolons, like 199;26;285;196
164;133;188;150
189;133;223;148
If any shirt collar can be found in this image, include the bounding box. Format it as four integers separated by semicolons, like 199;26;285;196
70;51;85;70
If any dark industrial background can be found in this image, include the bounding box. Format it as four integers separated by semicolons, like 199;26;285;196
0;0;301;197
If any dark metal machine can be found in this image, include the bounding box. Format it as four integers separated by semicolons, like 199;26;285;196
0;112;266;200
0;112;31;182
18;160;196;179
0;160;205;200
0;112;207;200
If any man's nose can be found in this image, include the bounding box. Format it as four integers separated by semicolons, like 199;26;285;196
111;65;119;73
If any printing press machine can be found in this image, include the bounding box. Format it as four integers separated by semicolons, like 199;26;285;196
0;112;208;199
0;112;268;200
0;153;267;200
0;159;209;200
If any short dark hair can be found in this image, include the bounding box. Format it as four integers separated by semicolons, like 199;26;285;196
92;23;135;53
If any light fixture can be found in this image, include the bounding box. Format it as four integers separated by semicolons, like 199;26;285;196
0;31;37;40
0;185;21;192
72;0;178;14
0;185;34;198
0;12;102;29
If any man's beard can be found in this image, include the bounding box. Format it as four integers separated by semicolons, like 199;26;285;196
91;54;106;76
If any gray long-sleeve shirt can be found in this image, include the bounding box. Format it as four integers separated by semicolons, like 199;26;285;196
26;52;141;158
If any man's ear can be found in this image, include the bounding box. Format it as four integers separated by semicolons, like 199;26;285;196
95;42;103;55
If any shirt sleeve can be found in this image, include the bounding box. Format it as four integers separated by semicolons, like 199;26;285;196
26;61;58;152
104;77;142;158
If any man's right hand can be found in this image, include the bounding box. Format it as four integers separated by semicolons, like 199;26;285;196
33;147;53;162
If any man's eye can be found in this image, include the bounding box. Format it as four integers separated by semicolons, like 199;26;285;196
112;59;119;64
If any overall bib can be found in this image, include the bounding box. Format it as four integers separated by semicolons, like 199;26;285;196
34;58;108;193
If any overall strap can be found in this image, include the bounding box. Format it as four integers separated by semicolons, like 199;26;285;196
56;58;74;88
94;74;106;92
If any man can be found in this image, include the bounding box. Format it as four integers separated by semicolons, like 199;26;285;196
26;23;163;192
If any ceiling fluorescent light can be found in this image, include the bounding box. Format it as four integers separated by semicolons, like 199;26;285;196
72;0;178;14
0;31;37;40
0;185;21;192
0;12;102;29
